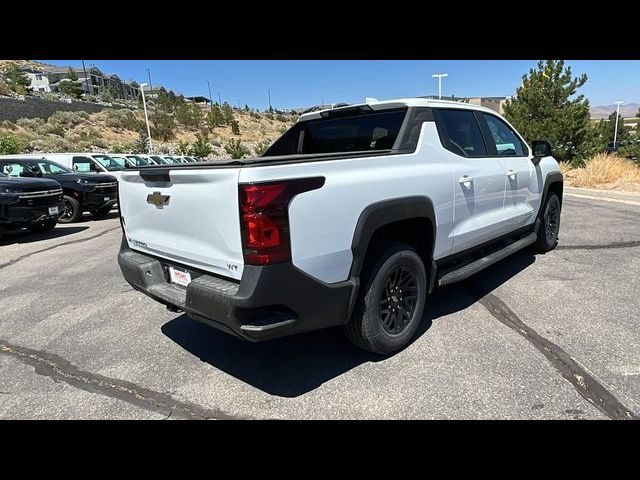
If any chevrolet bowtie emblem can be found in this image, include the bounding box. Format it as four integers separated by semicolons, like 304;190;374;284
147;191;170;207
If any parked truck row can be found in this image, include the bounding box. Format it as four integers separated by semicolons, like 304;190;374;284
0;152;205;238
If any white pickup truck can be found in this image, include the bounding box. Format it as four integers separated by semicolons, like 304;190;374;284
117;98;563;354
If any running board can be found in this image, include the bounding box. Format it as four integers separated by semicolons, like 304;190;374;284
438;232;537;287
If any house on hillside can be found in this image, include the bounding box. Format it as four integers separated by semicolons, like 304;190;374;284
21;65;140;101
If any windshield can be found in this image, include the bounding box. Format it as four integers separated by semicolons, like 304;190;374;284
126;155;150;166
30;160;73;175
93;154;125;171
150;155;167;164
264;108;408;156
0;159;72;177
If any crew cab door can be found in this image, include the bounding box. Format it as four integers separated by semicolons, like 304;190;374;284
432;108;509;254
477;112;543;230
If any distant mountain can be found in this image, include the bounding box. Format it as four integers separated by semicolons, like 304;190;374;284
590;103;639;120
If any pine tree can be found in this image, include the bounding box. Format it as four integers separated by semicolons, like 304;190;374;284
58;67;83;99
190;131;213;158
503;60;593;165
132;129;149;154
231;119;240;135
5;64;32;95
593;111;631;148
224;138;246;159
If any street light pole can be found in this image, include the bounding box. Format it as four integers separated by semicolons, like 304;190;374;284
432;73;448;99
140;83;153;154
613;101;624;147
81;60;91;96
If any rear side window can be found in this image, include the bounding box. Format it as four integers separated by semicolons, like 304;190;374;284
435;109;487;158
480;113;527;157
264;109;407;156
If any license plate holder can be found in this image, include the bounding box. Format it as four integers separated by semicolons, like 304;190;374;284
48;206;59;215
169;266;191;287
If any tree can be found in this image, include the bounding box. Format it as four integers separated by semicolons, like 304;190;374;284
152;110;175;141
593;111;631;149
222;102;234;125
4;65;31;95
100;86;115;102
224;138;247;159
503;60;592;165
190;131;212;158
207;104;224;130
132;129;149;154
231;119;240;135
244;103;250;112
58;67;83;99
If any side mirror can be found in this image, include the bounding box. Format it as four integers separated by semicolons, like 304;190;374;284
531;140;552;166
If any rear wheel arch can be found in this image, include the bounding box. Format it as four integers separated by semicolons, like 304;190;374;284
349;197;436;288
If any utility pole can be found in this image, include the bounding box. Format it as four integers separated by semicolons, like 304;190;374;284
207;81;213;107
218;92;221;106
268;89;272;111
81;60;91;96
146;68;153;97
432;73;448;99
139;83;153;154
237;98;240;109
613;101;624;147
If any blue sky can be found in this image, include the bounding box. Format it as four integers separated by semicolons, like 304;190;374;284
38;60;640;110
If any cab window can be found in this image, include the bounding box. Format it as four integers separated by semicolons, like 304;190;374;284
480;113;527;157
434;109;487;158
73;156;97;172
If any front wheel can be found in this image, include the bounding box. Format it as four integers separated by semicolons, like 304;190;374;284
345;243;427;355
59;196;81;223
534;192;561;252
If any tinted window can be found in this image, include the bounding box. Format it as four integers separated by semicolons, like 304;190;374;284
1;162;24;176
72;156;96;172
264;109;407;156
481;113;525;156
436;109;487;157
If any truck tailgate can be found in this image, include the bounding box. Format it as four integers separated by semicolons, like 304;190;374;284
118;167;244;281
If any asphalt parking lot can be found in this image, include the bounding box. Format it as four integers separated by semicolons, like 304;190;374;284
1;192;639;420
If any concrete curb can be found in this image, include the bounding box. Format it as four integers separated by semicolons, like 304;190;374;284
565;187;640;203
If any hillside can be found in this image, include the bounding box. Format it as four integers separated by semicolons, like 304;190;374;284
0;106;296;159
590;103;640;120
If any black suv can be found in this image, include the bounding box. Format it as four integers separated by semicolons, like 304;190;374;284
0;171;63;236
0;157;118;223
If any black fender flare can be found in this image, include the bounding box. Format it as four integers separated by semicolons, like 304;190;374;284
537;171;564;219
348;196;437;300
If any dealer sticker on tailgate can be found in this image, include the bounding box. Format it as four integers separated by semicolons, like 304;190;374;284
169;267;191;287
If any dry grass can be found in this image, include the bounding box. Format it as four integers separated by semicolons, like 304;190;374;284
563;153;640;192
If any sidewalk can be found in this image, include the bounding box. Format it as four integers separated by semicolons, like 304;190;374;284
565;187;640;205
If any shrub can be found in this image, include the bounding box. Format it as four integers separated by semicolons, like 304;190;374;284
230;119;240;135
16;117;45;130
4;65;31;95
224;138;247;159
275;114;287;122
190;131;213;158
104;109;143;130
0;120;16;130
254;140;272;156
249;111;261;120
0;132;26;154
48;110;89;129
177;140;191;155
0;80;13;96
132;130;149;154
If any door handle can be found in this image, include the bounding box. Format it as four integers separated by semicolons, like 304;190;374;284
506;169;517;178
458;176;473;184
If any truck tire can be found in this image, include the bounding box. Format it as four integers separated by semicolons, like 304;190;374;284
59;196;81;224
90;206;113;218
534;192;561;253
28;218;58;234
345;242;427;355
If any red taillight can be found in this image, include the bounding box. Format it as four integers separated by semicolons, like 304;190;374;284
239;177;324;266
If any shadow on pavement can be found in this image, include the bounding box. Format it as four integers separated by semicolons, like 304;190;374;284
161;250;537;397
0;225;89;246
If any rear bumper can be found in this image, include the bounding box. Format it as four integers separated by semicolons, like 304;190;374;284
118;236;356;341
